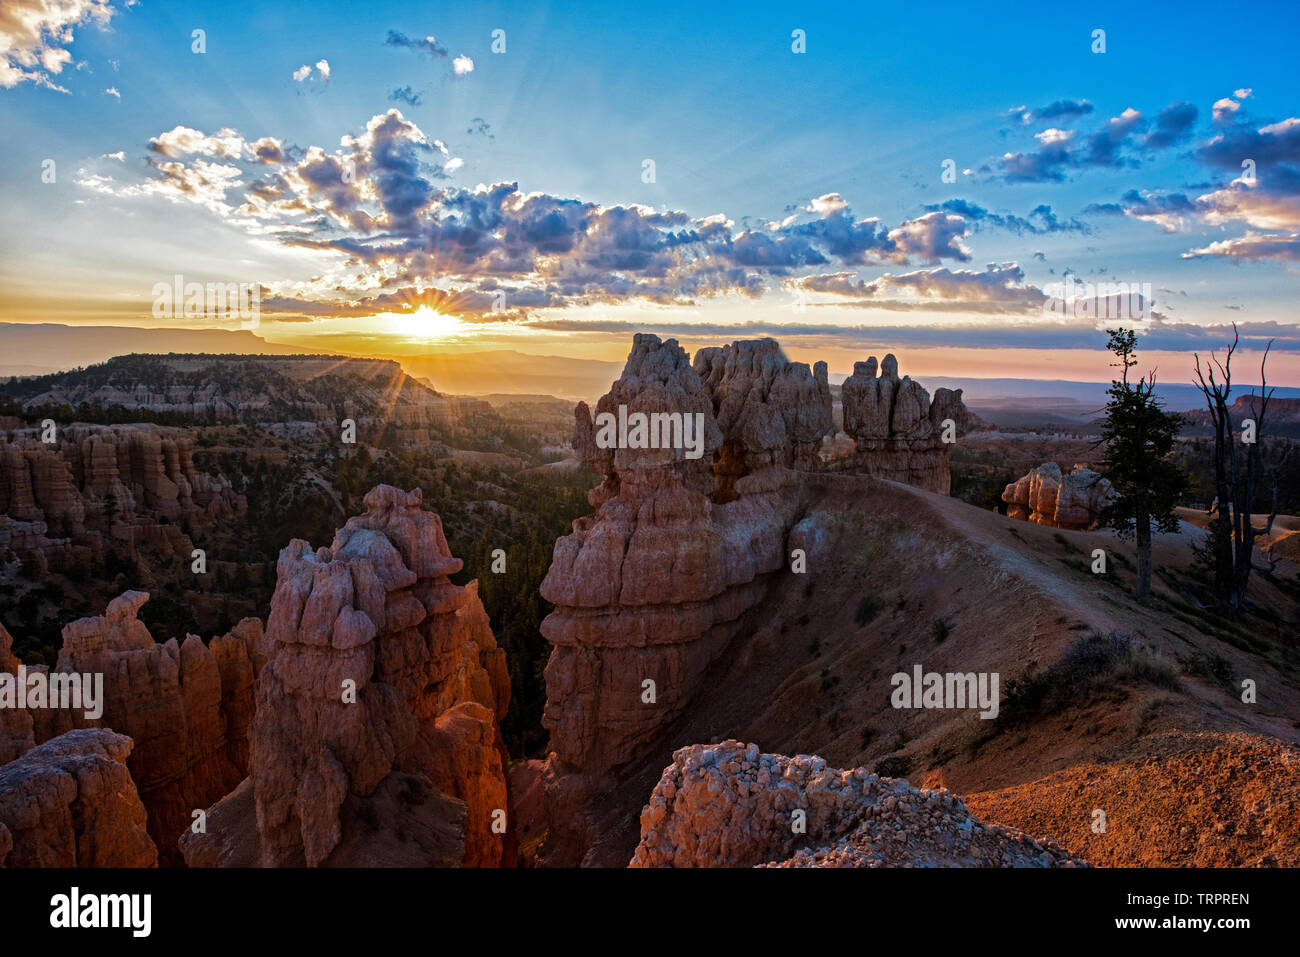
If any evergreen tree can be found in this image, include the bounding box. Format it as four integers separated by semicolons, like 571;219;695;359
1097;328;1188;603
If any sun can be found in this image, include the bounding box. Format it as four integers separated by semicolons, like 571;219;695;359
380;304;463;341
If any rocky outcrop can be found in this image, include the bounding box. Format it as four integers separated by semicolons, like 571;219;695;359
631;742;1087;868
0;729;158;867
840;354;972;494
1002;462;1117;530
32;592;263;865
542;335;832;865
185;484;511;868
0;624;35;765
0;423;243;568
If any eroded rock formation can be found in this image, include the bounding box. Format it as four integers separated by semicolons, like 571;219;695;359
542;335;832;865
184;485;511;868
0;729;158;868
1002;462;1117;530
631;742;1086;868
0;423;243;569
34;591;264;865
0;624;34;765
840;354;972;494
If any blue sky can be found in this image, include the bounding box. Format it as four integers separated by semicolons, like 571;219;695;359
2;0;1298;380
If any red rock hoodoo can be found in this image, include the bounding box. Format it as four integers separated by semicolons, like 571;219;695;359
182;485;512;867
1002;462;1118;530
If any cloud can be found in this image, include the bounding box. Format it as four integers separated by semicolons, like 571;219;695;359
1085;189;1196;233
103;85;118;100
100;113;1017;321
249;136;283;164
923;199;1087;235
792;262;1048;314
1143;101;1198;149
386;29;474;79
389;85;423;106
149;125;246;159
78;156;244;217
1197;182;1300;231
1182;231;1300;263
1212;97;1240;124
0;0;118;92
993;102;1209;182
1005;99;1094;125
385;31;447;58
293;60;330;86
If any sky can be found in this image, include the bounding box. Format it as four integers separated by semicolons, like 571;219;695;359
1;0;1298;384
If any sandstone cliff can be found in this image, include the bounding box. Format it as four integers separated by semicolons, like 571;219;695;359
0;729;158;867
1002;462;1117;530
183;485;512;867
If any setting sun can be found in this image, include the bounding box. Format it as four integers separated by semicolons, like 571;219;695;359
380;305;463;341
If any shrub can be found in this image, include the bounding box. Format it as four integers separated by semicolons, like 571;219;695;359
854;594;883;626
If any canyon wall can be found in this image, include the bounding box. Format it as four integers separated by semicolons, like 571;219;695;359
0;423;243;570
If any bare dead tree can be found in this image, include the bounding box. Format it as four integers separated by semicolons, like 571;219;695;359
1191;323;1277;611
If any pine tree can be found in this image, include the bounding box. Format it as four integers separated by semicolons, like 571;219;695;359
1097;328;1188;603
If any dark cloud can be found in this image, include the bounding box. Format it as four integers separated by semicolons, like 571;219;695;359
385;31;448;59
1144;101;1198;149
1084;189;1197;232
1005;99;1094;125
925;199;1087;234
994;103;1202;182
388;86;423;107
